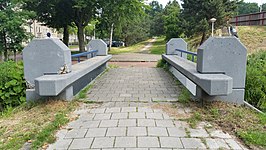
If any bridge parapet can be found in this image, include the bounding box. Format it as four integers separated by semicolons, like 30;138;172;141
163;37;247;104
23;38;111;101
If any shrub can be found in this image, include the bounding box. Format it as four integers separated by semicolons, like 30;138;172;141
0;61;26;111
245;51;266;112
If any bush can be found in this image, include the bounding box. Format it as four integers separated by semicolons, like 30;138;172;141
0;61;26;111
245;51;266;112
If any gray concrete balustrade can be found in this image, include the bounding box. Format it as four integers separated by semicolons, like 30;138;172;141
163;37;247;104
23;38;111;101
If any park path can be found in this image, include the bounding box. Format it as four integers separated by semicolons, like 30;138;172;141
110;38;161;62
47;47;247;149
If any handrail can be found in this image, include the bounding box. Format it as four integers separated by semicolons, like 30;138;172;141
175;49;197;62
71;50;98;63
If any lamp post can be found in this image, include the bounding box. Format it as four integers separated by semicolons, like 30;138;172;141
210;18;217;37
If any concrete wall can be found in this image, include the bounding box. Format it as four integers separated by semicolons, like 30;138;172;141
164;37;247;104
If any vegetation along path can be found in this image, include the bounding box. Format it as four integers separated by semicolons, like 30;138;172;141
47;59;247;149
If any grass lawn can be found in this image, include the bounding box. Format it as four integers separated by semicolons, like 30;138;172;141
150;37;166;55
109;39;152;55
68;45;79;50
0;101;80;150
185;102;266;149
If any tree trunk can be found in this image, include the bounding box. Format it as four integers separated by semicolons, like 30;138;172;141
3;32;8;61
13;50;17;62
63;25;69;46
77;24;85;52
0;51;2;62
108;23;114;52
200;32;206;45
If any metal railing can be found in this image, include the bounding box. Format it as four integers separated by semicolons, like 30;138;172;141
71;50;98;63
175;49;197;62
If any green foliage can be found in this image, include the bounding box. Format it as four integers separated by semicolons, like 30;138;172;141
148;1;164;36
178;83;191;105
78;84;94;99
156;59;168;70
0;0;32;61
182;0;237;44
237;130;266;147
163;0;183;41
187;112;202;128
236;1;260;15
245;51;266;112
263;3;266;11
0;61;26;111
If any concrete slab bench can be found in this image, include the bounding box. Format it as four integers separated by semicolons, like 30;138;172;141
23;38;111;101
163;37;247;104
162;55;233;96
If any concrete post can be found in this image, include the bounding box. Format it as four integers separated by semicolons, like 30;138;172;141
166;38;187;59
87;39;108;56
197;37;247;104
23;38;72;101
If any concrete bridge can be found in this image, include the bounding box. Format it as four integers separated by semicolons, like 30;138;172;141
22;37;247;149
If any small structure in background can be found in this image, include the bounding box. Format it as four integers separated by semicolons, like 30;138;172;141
210;18;217;37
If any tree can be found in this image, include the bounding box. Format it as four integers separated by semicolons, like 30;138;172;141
98;0;145;50
148;1;165;37
0;0;31;61
23;0;74;46
163;0;182;41
182;0;237;45
262;3;266;11
236;1;259;15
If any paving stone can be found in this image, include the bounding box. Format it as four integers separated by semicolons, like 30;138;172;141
100;120;119;127
47;139;72;150
225;139;243;150
55;129;68;140
79;114;95;121
86;128;107;137
118;119;137;127
138;107;153;113
120;94;132;97
91;137;115;148
189;128;209;137
148;127;168;136
206;138;230;149
94;113;112;120
209;129;232;139
106;107;121;113
81;120;101;128
146;113;163;119
66;120;83;129
90;108;106;113
167;127;187;137
121;107;137;112
111;113;128;119
155;120;175;127
106;127;127;136
126;148;148;150
127;127;147;136
129;112;146;119
138;119;156;127
138;137;160;148
115;137;137;147
181;138;206;149
64;129;87;139
68;138;93;149
160;137;183;148
174;121;189;128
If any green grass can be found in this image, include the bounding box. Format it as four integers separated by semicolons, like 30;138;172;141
68;45;79;49
187;102;266;149
77;84;94;99
0;101;79;149
109;39;151;55
150;37;166;55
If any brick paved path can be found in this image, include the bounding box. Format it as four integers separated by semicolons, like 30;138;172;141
48;67;247;150
87;68;180;102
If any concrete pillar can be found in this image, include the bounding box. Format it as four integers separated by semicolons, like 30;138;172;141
87;39;108;56
166;38;187;59
196;37;247;104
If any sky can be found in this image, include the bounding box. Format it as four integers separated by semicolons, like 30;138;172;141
146;0;264;7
